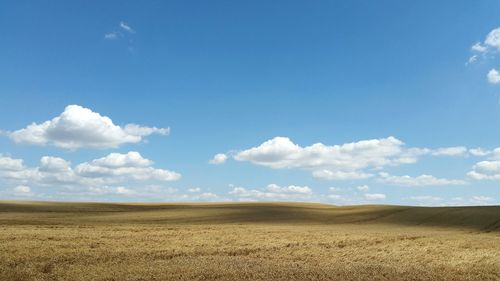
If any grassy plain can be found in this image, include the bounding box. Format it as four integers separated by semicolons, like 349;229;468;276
0;201;499;281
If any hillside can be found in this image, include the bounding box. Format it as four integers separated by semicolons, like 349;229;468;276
0;201;499;232
1;201;499;281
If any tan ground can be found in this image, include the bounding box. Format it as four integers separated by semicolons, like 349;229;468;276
0;201;499;281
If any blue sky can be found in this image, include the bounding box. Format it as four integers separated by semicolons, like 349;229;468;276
1;0;500;205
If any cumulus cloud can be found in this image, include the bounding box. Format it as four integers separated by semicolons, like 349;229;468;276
75;152;180;182
0;154;40;183
6;105;169;149
378;172;467;186
235;136;405;170
467;28;500;84
468;160;500;180
233;136;469;181
468;28;500;64
229;183;313;201
187;187;201;193
209;153;227;165
0;152;180;194
484;28;500;50
487;69;500;84
0;154;25;171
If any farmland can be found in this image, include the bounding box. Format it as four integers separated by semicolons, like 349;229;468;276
0;201;499;281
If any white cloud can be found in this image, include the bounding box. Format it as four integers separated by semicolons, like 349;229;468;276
0;152;180;194
378;172;467;186
468;160;500;180
468;28;500;64
356;185;370;192
234;136;407;180
233;136;470;181
448;196;496;206
466;55;478;65
0;155;40;183
407;195;442;205
209;153;227;165
404;196;496;206
75;152;180;182
199;192;218;199
229;184;313;201
187;187;201;193
364;193;386;200
312;170;373;180
484;28;500;50
13;185;31;193
116;186;135;195
487;69;500;84
431;146;467;156
40;156;71;172
471;28;500;54
469;148;492;157
471;42;487;53
0;154;25;170
120;21;135;33
6;105;169;149
235;136;405;170
327;194;346;200
265;183;312;194
470;196;495;205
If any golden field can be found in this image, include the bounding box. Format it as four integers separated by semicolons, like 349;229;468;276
0;201;499;281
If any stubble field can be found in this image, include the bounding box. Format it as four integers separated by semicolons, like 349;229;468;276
0;201;499;281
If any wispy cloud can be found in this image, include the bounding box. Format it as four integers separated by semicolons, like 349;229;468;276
120;21;135;33
104;21;135;44
104;32;119;40
378;172;467;187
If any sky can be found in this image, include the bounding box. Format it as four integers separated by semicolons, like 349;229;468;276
1;0;500;206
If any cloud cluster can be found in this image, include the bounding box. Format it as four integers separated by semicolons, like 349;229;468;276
232;136;470;181
0;152;180;192
6;105;169;149
467;27;500;83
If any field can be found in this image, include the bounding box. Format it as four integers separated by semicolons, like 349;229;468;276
0;201;499;281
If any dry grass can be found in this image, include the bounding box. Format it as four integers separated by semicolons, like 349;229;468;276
0;201;499;281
